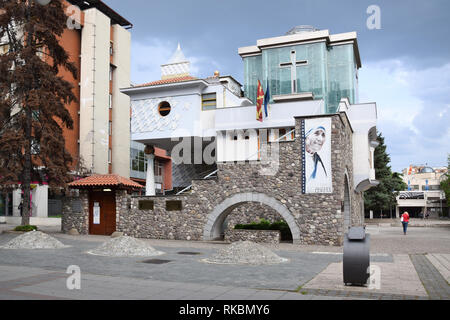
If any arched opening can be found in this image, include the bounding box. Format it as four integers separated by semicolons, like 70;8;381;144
203;193;301;244
223;202;294;243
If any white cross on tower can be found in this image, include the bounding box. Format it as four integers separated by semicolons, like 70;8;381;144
279;50;308;94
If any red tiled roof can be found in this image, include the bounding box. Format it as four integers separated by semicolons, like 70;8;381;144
135;76;198;88
68;174;144;190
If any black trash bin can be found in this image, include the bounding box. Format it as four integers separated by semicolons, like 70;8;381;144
343;226;370;286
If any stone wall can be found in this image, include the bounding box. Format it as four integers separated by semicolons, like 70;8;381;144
61;190;89;234
63;114;361;246
117;195;201;240
119;114;359;246
224;229;281;244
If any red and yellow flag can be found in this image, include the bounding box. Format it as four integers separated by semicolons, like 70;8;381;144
256;80;264;122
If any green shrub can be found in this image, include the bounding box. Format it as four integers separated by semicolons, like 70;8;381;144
14;225;38;232
234;219;293;241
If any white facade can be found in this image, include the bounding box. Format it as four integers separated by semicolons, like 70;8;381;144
79;8;131;177
122;77;249;152
124;30;377;197
338;99;379;192
111;24;132;178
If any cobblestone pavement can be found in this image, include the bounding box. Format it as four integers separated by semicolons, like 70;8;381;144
303;254;428;299
410;254;450;300
0;226;449;300
0;265;354;300
426;254;450;283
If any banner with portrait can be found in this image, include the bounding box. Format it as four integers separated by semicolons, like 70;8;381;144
302;118;333;194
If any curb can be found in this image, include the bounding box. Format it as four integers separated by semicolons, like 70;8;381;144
390;223;450;228
2;230;28;235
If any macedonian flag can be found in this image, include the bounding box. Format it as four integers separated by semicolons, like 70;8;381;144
256;80;264;122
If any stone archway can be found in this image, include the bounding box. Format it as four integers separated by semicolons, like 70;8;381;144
203;192;301;244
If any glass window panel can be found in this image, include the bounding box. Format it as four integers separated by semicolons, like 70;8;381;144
327;44;356;113
243;55;262;103
202;93;216;100
132;159;139;171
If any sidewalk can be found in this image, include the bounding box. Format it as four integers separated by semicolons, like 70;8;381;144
0;264;353;300
366;218;450;228
1;226;449;300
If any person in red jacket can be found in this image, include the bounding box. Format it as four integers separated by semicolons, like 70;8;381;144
401;211;410;235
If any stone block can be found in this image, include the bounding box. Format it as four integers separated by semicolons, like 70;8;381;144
68;228;79;236
111;232;124;238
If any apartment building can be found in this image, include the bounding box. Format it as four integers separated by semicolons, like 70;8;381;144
0;0;132;221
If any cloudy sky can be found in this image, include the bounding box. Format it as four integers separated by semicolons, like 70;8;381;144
104;0;450;172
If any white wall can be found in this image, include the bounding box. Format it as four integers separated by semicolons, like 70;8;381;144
112;24;131;178
79;8;111;174
217;130;259;162
215;99;323;131
12;190;21;217
217;127;295;162
32;185;48;218
344;102;378;189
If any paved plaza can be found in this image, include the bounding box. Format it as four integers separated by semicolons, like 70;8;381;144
0;223;449;300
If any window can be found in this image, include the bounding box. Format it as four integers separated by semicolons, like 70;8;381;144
110;41;114;56
108;149;112;164
139;200;154;210
422;185;440;191
166;200;182;211
158;101;171;117
270;128;295;142
154;159;163;177
109;94;112;109
109;65;114;81
131;149;147;173
202;93;217;110
279;128;286;140
108;121;112;136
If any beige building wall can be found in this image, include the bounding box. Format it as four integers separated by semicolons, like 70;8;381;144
111;24;131;178
79;8;130;176
402;172;446;191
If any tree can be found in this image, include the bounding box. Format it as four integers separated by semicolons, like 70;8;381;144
440;154;450;207
364;132;407;217
0;0;76;225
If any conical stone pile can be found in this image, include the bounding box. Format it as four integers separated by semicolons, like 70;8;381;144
87;236;165;257
201;241;288;265
0;231;69;249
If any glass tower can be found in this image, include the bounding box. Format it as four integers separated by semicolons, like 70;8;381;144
243;40;358;114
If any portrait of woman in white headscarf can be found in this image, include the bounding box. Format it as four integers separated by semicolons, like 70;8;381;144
304;118;333;193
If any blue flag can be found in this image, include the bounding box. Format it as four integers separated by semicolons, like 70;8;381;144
263;80;270;118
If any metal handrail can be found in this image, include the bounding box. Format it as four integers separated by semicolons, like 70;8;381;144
176;129;295;195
